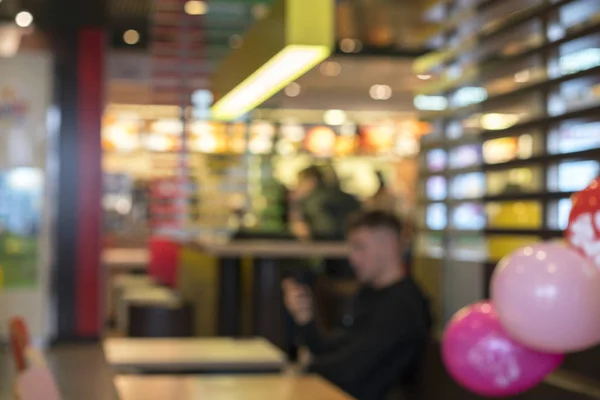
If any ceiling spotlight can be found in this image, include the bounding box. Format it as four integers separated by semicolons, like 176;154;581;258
123;29;140;45
252;3;270;20
340;38;362;53
284;82;301;97
370;84;392;100
229;34;243;49
320;61;341;77
417;74;432;80
15;11;33;28
185;0;208;15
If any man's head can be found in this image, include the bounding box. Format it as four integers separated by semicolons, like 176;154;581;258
346;211;409;286
296;166;325;199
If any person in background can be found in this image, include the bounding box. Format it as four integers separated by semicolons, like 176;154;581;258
282;211;431;400
365;170;404;216
289;165;361;240
364;170;414;271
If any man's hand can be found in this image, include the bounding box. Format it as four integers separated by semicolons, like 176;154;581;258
282;278;313;326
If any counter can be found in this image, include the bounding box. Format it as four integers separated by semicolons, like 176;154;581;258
177;239;349;349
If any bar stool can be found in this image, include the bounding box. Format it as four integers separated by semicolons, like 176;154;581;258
128;300;194;338
110;274;156;326
116;286;179;334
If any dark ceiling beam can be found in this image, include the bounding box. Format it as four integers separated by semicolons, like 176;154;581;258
38;0;107;30
334;44;431;58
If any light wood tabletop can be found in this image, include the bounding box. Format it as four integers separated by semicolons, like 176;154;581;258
103;337;287;372
190;239;349;258
114;374;355;400
103;249;149;268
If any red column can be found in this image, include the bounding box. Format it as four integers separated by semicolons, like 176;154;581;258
75;28;105;336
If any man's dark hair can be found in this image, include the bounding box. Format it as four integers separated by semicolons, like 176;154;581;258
346;210;406;238
298;165;325;186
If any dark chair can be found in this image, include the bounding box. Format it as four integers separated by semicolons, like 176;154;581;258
128;301;194;337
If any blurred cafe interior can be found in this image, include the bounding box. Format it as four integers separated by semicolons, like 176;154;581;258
2;0;600;399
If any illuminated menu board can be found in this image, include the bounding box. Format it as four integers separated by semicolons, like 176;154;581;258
359;124;396;155
305;126;337;157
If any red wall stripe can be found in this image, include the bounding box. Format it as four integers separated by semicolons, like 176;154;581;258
75;28;105;336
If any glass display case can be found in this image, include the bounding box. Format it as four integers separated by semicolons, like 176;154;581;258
414;0;600;333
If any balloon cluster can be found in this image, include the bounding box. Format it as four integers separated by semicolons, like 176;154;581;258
442;177;600;397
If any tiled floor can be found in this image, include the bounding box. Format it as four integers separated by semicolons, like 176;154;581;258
0;344;118;400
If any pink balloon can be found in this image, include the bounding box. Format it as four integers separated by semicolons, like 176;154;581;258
442;301;564;397
492;243;600;353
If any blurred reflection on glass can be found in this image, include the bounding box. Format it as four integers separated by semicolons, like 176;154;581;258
480;113;521;130
486;201;542;229
451;86;488;108
426;149;447;172
548;198;573;230
0;168;43;287
427;203;447;230
548;76;600;116
488;235;541;261
416;233;445;258
451;202;486;230
478;18;543;62
450;173;485;200
548;120;600;153
483;134;535;164
448;144;481;169
449;235;487;262
549;160;600;192
486;167;542;196
550;33;600;79
482;91;543;125
426;176;447;201
479;0;543;35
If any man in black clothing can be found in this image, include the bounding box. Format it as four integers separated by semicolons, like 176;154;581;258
283;211;431;400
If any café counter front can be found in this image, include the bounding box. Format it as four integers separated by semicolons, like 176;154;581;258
177;238;349;348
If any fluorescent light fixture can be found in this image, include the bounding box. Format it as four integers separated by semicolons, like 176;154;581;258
212;45;329;120
211;0;333;121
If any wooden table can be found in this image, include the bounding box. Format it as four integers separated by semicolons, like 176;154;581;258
103;249;149;270
103;337;286;373
182;239;349;345
114;374;354;400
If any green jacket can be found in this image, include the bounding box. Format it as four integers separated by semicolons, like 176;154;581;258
299;186;361;240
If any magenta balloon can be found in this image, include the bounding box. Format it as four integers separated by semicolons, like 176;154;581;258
492;243;600;353
442;302;564;397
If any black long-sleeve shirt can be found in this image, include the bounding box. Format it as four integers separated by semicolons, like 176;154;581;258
298;277;430;400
